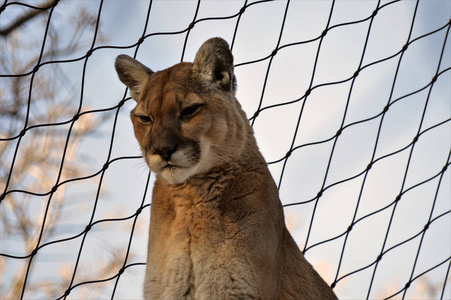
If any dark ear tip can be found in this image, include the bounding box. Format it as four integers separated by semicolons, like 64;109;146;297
115;54;130;62
115;55;125;71
197;37;232;56
205;37;230;49
115;54;132;69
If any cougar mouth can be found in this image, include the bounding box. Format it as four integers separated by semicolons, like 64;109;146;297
163;162;185;171
159;162;198;184
148;156;187;172
144;139;212;184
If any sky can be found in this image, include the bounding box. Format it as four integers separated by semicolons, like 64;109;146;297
1;0;450;299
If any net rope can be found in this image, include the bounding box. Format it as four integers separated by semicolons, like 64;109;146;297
0;0;449;299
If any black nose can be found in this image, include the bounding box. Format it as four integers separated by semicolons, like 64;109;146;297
154;145;177;161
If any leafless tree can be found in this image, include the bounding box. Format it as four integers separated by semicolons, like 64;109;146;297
0;1;127;298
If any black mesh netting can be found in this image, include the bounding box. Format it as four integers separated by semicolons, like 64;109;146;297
1;0;450;299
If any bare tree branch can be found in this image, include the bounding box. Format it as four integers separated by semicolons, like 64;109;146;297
0;0;57;37
0;2;120;299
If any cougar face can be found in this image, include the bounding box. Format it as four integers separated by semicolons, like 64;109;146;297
128;62;236;184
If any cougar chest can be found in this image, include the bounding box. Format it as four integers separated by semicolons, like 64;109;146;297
170;189;225;243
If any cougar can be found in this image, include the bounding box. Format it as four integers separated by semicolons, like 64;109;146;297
115;37;337;300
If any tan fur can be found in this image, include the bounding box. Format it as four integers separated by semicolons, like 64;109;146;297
115;38;337;300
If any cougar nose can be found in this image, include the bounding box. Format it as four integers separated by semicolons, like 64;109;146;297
154;145;177;161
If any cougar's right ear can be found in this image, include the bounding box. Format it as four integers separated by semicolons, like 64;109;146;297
115;55;154;101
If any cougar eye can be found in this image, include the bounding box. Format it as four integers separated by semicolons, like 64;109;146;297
137;115;153;124
180;104;202;120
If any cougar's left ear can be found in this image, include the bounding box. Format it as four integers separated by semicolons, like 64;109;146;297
115;54;154;101
193;37;236;93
